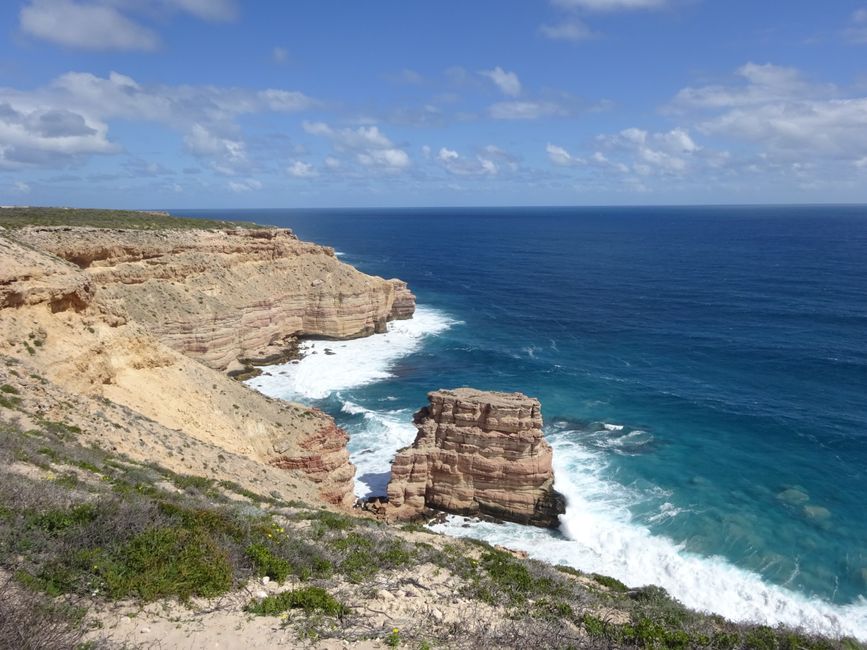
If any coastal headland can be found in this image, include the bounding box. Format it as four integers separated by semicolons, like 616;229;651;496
0;208;859;649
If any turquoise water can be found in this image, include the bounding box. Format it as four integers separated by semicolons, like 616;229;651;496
177;206;867;636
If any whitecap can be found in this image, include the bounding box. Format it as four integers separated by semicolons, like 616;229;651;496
339;400;418;498
247;305;457;401
429;432;867;641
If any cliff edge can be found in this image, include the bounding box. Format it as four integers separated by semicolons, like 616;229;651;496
0;214;415;508
13;226;415;372
387;388;566;527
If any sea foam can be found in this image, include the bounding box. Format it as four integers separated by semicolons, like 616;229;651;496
247;305;456;401
245;305;867;640
429;432;867;641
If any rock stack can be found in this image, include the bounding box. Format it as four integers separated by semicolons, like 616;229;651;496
387;388;565;528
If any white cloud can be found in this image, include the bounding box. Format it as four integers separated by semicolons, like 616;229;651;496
14;181;32;193
19;0;239;51
596;127;700;174
287;160;317;178
672;63;823;109
435;147;499;176
183;124;248;174
540;19;597;42
228;178;262;192
324;156;341;170
552;0;668;10
303;121;411;172
303;122;393;149
0;70;314;171
489;100;570;120
357;148;410;170
479;67;522;97
546;143;584;166
672;63;867;161
20;0;158;50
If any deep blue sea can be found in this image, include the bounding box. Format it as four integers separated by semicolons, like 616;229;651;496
176;206;867;637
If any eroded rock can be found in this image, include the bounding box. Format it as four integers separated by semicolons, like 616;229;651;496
387;388;565;528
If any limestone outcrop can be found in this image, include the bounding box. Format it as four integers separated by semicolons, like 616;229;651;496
13;226;416;371
0;222;418;508
387;388;565;528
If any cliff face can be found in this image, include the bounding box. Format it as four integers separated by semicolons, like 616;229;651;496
387;388;565;527
0;223;418;508
13;226;415;372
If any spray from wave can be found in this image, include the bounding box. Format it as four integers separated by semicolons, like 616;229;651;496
247;305;457;401
430;430;867;640
245;304;867;640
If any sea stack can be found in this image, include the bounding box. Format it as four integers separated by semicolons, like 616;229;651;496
387;388;565;528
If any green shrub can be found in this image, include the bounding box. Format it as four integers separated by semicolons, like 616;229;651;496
101;526;233;601
0;395;21;409
246;543;292;582
0;384;19;395
591;573;629;592
245;586;347;617
30;504;97;533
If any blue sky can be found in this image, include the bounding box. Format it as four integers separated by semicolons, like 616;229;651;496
2;0;867;208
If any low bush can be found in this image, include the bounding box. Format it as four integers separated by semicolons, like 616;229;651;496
99;526;233;601
246;586;348;617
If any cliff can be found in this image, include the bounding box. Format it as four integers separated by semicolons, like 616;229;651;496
0;218;415;508
13;226;415;372
387;388;565;527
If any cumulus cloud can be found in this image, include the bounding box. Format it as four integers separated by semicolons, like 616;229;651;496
479;67;522;97
0;70;314;172
539;19;597;42
20;0;158;50
287;160;317;178
672;63;825;109
183;124;248;175
19;0;239;50
596;127;700;174
302;121;411;172
671;62;867;161
546;143;584;166
435;147;499;176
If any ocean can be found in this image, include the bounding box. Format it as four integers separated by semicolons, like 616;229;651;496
176;205;867;638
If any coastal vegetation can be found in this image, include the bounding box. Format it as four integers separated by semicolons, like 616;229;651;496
0;210;862;648
0;206;262;230
0;400;860;649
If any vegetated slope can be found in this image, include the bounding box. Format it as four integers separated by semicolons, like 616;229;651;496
0;206;263;230
0;210;860;649
2;375;859;649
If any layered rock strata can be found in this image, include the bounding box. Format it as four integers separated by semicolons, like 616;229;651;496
387;388;565;528
14;226;415;372
0;223;419;507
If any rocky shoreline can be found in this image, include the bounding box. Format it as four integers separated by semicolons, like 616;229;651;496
387;388;566;527
1;209;860;649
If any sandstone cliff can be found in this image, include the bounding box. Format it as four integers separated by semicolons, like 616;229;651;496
387;388;565;527
0;222;415;507
13;226;415;372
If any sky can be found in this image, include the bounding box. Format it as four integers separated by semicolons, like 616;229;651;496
1;0;867;209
